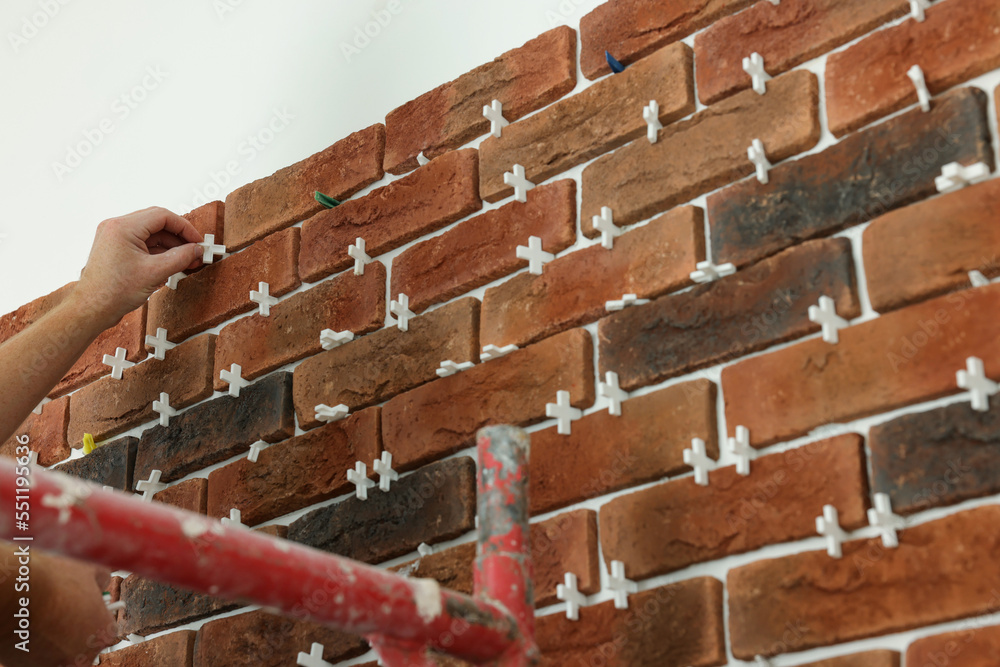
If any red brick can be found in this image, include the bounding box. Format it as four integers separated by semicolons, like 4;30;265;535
1;394;69;466
728;505;1000;658
694;0;907;105
479;42;694;203
99;630;195;666
300;149;481;283
213;261;385;390
530;379;717;515
601;435;868;579
536;578;725;666
382;328;595;471
224;123;385;250
119;575;239;636
154;478;207;514
255;524;287;539
800;652;900;667
722;283;1000;448
293;297;480;429
184;200;224;244
147;227;300;344
206;408;380;526
579;0;753;80
0;282;73;344
532;510;600;608
826;0;1000;137
863;179;1000;313
581;70;820;233
907;624;1000;666
384;27;576;175
392;180;576;313
68;334;215;446
392;542;476;595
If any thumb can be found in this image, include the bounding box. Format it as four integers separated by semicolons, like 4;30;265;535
148;243;202;286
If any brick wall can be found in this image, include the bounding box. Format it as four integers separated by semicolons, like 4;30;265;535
7;0;1000;664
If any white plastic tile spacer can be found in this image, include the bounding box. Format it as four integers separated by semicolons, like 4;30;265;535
556;572;587;621
742;52;772;95
969;270;991;287
480;344;518;362
516;236;555;275
249;282;279;316
868;492;905;548
416;151;430;166
102;347;135;380
219;363;250;398
808;295;849;344
437;360;475;378
145;327;176;361
642;100;663;144
910;0;931;21
32;397;51;415
320;329;354;351
546;390;582;435
748;138;772;184
606;560;637;610
247;440;270;463
26;451;38;467
683;438;717;486
689;260;736;284
907;65;931;112
297;642;336;667
152;392;178;427
598;371;629;416
417;542;434;557
315;403;350;423
346;461;376;500
221;508;243;528
483;99;509;139
126;634;146;645
503;164;535;203
198;233;226;264
727;425;756;476
166;272;185;290
935;161;990;194
605;294;649;312
105;599;126;613
816;504;849;558
755;657;773;667
135;470;167;502
956;356;998;412
592;206;620;250
372;451;399;492
348;237;373;276
390;294;416;332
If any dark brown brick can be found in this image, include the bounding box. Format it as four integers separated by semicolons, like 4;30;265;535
599;237;860;392
299;149;481;283
154;478;208;514
1;394;70;466
224;123;385;250
728;505;1000;658
54;435;137;491
99;630;195;666
826;0;1000;137
392;180;576;313
482;205;704;349
119;575;239;636
287;457;476;565
147;227;300;344
582;70;820;234
709;86;994;268
384;27;576;175
601;435;868;579
213;261;386;390
479;42;694;203
907;624;1000;667
532;510;600;608
206;407;380;526
530;379;717;515
68;334;216;447
382;328;594;471
184;201;224;244
135;371;294;484
293;298;479;430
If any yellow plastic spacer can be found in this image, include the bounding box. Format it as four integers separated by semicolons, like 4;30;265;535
82;433;96;455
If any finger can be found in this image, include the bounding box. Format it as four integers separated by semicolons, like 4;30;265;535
146;231;187;251
135;208;205;245
146;244;204;285
93;566;112;591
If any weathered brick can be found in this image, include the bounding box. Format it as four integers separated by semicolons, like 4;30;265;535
863;179;1000;313
907;625;1000;667
68;334;216;446
728;505;1000;658
601;435;868;579
135;371;293;484
800;652;900;667
482;206;704;349
826;0;1000;137
213;261;385;390
1;394;69;466
99;630;195;666
384;27;576;174
532;510;600;608
536;578;725;666
54;436;137;491
709;86;993;268
293;298;479;429
479;42;694;203
392;542;476;595
530;379;717;515
582;70;820;233
599;237;860;391
694;0;907;105
382;328;594;470
255;524;287;539
147;227;300;344
392;180;576;313
300;149;481;283
184;201;224;244
287;457;476;564
579;0;753;80
192;609;366;667
224;123;385;250
119;575;239;636
0;282;73;344
206;408;380;526
155;478;207;514
722;283;1000;448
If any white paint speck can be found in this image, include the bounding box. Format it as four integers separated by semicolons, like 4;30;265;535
412;578;442;624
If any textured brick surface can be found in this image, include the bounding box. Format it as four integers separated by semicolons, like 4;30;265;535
154;478;207;514
695;0;907;104
224;123;385;250
0;282;73;344
213;261;385;390
530;379;717;515
482;205;704;349
479;42;694;203
287;457;476;564
709;87;993;268
147;227;300;343
601;435;868;579
864;179;1000;313
119;575;239;636
728;505;1000;658
68;334;216;447
392;180;576;313
1;394;70;466
135;371;294;484
184;200;224;244
255;524;287;539
536;578;725;666
722;283;1000;448
300;148;481;282
100;630;195;666
907;625;1000;667
384;27;576;174
293;297;479;429
54;435;137;491
599;237;860;391
579;0;753;80
532;510;600;608
393;541;476;595
206;408;380;525
192;609;366;666
382;328;594;470
826;0;1000;137
801;653;900;667
582;70;820;233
